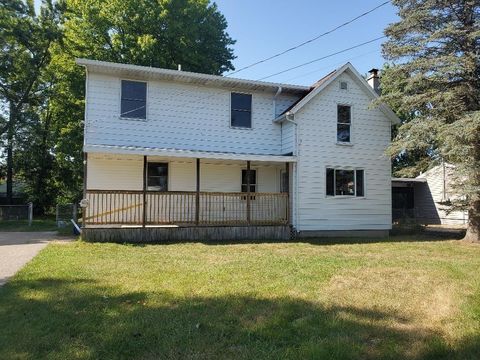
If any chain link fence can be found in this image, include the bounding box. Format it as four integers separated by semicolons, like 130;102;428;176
56;203;78;227
0;203;33;225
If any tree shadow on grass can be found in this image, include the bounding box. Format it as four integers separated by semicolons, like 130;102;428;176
120;234;464;247
0;278;478;360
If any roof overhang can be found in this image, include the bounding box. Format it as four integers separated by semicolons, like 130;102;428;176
84;144;297;163
392;177;427;183
76;58;309;95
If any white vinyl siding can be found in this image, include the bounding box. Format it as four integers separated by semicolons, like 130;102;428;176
415;165;468;225
281;121;295;154
86;154;144;190
294;72;392;231
87;154;282;193
85;73;298;155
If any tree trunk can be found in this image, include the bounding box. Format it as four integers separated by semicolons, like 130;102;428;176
464;199;480;242
6;104;15;205
34;109;52;215
464;130;480;243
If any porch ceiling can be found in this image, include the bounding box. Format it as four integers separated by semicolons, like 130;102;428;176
84;144;297;163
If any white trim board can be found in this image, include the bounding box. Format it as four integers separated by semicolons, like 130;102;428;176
274;63;401;125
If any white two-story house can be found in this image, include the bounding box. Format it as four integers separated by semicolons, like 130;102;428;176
77;59;399;242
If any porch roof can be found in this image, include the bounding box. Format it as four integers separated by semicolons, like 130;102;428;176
84;144;297;163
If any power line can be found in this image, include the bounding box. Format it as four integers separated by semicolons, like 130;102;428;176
282;48;380;83
225;0;390;77
258;36;386;81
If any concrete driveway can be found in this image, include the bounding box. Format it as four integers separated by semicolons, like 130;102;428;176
0;232;67;286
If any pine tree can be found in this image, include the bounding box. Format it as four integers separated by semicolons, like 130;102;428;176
381;0;480;241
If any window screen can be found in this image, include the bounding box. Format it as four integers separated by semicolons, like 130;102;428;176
121;80;147;119
337;105;351;142
231;93;252;128
335;169;355;196
326;168;364;197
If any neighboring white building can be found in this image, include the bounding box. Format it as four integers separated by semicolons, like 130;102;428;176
77;59;399;241
392;163;468;225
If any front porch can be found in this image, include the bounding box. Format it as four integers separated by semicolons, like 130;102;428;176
84;190;289;226
82;148;294;240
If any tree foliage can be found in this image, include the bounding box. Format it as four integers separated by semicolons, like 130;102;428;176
0;0;235;214
0;0;62;210
381;0;480;240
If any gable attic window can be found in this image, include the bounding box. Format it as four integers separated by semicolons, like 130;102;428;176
231;93;252;128
326;168;364;197
337;104;351;143
121;80;147;119
340;81;348;90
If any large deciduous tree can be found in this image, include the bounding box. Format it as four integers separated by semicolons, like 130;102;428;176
1;0;235;213
381;0;480;241
0;0;61;205
44;0;236;210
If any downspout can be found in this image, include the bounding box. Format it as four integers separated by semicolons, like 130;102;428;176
285;111;299;231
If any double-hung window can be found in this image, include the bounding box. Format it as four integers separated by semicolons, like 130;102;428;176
231;93;252;128
121;80;147;119
241;169;256;193
326;168;364;197
147;163;168;191
337;104;351;143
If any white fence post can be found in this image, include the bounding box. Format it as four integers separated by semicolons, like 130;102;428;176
28;202;33;226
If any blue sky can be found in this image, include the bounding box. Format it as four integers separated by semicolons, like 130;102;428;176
34;0;398;86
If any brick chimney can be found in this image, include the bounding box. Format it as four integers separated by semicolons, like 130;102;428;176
367;68;381;95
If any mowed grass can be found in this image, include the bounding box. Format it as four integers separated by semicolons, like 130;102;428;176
0;219;58;232
0;219;75;235
0;238;479;359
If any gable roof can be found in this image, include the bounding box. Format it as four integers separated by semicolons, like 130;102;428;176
274;63;400;124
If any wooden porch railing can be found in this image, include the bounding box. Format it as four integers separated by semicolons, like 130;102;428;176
84;190;289;226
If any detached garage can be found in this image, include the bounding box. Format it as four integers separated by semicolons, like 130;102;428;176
392;164;468;225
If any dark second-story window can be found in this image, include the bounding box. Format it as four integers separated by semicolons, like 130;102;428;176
231;93;252;128
121;80;147;119
337;104;351;142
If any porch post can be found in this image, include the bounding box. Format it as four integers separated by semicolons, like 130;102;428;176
143;156;147;228
246;160;251;224
195;158;200;225
83;152;88;199
285;162;290;224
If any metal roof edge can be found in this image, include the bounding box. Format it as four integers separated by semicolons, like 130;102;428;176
84;144;297;163
76;58;310;93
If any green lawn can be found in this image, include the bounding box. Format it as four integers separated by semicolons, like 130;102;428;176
0;238;479;359
0;219;75;235
0;219;58;232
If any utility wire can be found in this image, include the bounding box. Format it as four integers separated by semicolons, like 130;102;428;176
225;0;390;77
258;35;386;80
283;48;380;83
